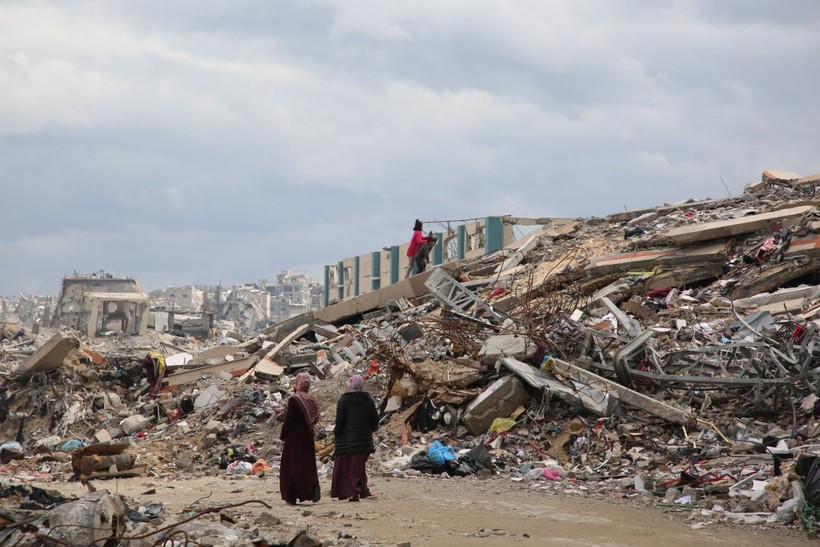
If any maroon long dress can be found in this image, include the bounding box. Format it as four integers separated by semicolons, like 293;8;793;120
279;396;319;504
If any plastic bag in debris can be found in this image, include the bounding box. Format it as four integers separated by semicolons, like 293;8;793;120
226;461;253;475
0;442;23;453
251;458;271;475
428;440;456;465
218;445;256;469
489;418;516;433
409;452;449;475
58;439;84;452
453;444;492;476
462;444;491;470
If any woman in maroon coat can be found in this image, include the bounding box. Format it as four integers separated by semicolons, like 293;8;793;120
279;372;321;504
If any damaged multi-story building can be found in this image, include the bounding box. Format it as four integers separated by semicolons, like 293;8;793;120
51;270;149;338
266;270;323;323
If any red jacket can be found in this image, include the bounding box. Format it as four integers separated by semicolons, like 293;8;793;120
407;230;427;257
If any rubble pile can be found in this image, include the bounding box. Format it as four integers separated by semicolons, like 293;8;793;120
2;169;820;544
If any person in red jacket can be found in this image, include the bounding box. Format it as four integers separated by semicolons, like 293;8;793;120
405;219;427;278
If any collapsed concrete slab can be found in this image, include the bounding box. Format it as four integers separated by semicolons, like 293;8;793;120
787;234;820;256
663;205;815;244
551;359;695;427
478;335;536;365
762;170;802;183
494;234;539;273
795;174;820;187
501;358;618;417
588;243;726;275
165;354;259;386
461;375;528;435
315;269;439;324
405;359;481;391
733;285;820;311
261;323;309;363
724;258;820;300
18;332;79;375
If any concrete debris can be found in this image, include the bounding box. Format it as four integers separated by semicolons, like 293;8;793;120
461;376;528;435
663;205;814;244
4;168;820;543
18;331;79;375
478;334;536;364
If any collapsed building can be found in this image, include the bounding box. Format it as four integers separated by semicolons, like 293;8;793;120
2;169;820;544
51;270;149;338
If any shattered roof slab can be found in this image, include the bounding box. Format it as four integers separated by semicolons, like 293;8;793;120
663;205;815;244
588;242;725;275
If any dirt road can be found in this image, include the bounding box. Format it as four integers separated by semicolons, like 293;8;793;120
53;470;811;546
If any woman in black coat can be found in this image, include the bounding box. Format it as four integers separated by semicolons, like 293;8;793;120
331;374;379;501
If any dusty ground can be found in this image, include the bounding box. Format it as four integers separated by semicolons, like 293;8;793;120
47;469;813;546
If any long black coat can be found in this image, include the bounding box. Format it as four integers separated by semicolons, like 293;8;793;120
333;391;379;456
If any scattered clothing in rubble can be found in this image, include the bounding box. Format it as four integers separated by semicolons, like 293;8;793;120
0;484;70;511
331;375;379;501
142;352;166;398
407;396;441;433
624;226;645;239
279;373;320;505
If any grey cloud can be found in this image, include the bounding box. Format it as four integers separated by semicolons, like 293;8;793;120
1;1;819;294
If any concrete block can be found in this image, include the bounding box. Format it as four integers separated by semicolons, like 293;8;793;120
204;420;225;434
120;415;152;435
478;335;535;365
744;180;767;194
461;376;528;435
254;358;284;378
627;212;658;226
19;332;79;375
94;429;112;444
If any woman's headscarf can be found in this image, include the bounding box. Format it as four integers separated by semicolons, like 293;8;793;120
413;219;423;231
347;374;364;392
292;372;320;425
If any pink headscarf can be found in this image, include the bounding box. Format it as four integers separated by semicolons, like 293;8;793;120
347;374;364;392
292;372;320;426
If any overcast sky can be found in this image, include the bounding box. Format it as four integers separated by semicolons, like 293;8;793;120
2;1;819;295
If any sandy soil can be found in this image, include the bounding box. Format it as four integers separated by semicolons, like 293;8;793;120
50;469;813;546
